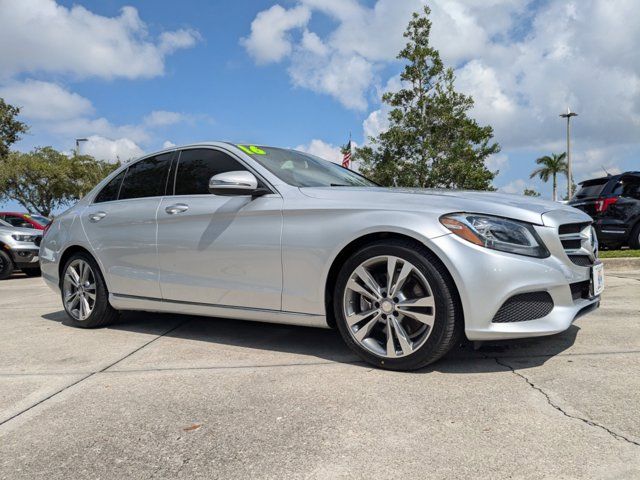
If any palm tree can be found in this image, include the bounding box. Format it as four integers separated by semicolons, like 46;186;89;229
530;152;567;201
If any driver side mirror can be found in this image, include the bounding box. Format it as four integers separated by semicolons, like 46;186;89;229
208;171;267;196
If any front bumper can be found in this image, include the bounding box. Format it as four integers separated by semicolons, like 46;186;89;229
593;220;629;246
429;229;600;341
7;246;40;269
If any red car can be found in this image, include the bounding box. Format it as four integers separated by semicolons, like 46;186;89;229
0;212;51;230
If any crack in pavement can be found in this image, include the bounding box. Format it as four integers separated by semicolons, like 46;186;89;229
494;357;640;448
0;319;190;428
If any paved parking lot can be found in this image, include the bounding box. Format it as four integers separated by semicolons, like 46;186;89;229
1;271;639;479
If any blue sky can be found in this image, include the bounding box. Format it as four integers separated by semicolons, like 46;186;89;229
1;0;638;212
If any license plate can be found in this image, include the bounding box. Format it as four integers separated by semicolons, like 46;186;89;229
591;262;604;296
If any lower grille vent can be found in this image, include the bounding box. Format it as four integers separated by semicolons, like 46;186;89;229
492;292;554;323
570;281;591;301
568;255;593;267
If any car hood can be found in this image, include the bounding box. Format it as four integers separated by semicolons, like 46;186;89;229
0;225;43;236
299;187;588;225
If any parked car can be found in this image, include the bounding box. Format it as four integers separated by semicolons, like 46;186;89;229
40;143;602;371
0;212;51;230
568;172;640;249
0;218;42;279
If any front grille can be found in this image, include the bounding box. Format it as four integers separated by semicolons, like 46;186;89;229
558;222;590;235
492;292;554;323
570;281;591;301
568;255;593;267
558;222;596;260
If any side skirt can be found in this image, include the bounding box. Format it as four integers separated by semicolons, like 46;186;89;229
109;293;329;329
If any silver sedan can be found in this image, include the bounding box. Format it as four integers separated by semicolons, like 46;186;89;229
40;142;603;370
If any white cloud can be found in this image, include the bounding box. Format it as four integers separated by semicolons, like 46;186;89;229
288;50;374;111
0;80;93;120
499;179;537;195
244;0;640;182
485;153;509;173
295;139;343;164
240;5;311;64
79;135;143;163
144;110;186;127
0;0;199;79
162;140;177;149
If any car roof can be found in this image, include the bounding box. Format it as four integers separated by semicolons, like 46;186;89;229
578;171;640;186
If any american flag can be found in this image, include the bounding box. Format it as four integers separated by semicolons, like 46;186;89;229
342;139;352;168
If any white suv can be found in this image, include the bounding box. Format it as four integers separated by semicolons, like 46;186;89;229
0;219;42;279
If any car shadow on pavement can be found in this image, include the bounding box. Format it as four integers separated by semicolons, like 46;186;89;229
40;309;579;374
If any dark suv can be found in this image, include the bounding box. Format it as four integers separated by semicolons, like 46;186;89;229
569;172;640;249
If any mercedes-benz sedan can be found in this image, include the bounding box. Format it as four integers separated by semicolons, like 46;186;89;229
40;142;603;370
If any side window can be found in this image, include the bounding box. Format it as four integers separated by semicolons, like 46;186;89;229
623;180;640;200
174;149;248;195
119;153;173;200
94;170;126;203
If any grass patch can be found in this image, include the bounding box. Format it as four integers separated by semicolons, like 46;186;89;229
599;249;640;258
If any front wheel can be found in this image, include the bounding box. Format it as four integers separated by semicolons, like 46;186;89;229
0;250;14;280
22;267;41;277
333;239;461;371
61;252;119;328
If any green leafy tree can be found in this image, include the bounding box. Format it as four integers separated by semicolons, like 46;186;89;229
529;152;567;201
523;188;541;197
0;98;28;160
355;6;500;189
0;147;119;216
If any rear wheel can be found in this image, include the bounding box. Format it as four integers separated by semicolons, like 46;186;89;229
0;250;14;280
333;239;461;371
61;252;118;328
630;224;640;250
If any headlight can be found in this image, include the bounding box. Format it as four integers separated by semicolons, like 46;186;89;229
440;213;549;258
11;234;36;242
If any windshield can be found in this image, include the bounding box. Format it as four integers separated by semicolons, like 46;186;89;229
237;145;378;188
574;180;607;199
26;214;51;225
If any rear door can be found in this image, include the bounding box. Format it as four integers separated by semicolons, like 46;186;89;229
609;176;640;227
157;147;283;310
82;152;174;298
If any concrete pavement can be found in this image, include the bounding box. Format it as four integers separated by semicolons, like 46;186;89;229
1;272;639;479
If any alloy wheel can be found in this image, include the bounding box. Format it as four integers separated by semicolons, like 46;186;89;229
63;259;97;321
342;255;436;358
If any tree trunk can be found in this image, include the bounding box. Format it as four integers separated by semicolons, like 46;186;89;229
552;173;557;202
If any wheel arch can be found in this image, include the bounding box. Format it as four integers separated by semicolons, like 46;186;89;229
323;231;464;329
58;245;104;289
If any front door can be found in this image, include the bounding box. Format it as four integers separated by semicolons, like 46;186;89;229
157;147;283;310
82;152;174;298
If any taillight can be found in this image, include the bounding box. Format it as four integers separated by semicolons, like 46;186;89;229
595;197;618;213
43;221;53;237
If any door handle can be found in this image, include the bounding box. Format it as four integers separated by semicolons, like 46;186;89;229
165;204;189;215
89;211;107;222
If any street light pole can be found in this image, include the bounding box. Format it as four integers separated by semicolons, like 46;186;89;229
75;138;88;155
559;108;577;199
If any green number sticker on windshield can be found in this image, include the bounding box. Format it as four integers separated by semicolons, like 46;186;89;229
237;144;266;155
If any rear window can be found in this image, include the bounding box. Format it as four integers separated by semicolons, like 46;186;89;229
574;180;607;199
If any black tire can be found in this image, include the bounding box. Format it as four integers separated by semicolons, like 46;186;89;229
333;239;462;371
61;252;119;328
0;250;14;280
630;223;640;250
22;267;41;277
